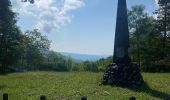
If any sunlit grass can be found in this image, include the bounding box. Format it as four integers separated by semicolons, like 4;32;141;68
0;72;170;100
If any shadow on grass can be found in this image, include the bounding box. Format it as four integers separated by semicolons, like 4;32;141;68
0;73;8;76
115;82;170;100
0;71;24;76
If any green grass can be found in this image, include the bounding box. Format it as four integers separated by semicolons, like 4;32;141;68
0;72;170;100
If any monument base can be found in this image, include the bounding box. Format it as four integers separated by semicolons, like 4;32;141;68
102;63;144;87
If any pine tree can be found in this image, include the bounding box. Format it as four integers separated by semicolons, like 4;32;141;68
0;0;23;73
155;0;170;58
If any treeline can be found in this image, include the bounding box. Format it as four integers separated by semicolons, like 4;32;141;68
96;4;170;73
73;2;170;73
0;0;108;73
78;3;170;73
128;3;170;72
0;0;68;73
50;56;112;72
0;0;169;73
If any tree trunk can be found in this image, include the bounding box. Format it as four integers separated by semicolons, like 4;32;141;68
162;5;167;59
136;24;141;68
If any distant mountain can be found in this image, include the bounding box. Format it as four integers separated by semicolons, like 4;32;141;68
60;52;110;62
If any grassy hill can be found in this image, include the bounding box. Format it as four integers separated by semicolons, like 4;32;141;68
0;72;170;100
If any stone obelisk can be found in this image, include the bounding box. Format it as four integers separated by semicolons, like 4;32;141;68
102;0;144;86
113;0;130;64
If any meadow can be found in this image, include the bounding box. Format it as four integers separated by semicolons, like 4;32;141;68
0;72;170;100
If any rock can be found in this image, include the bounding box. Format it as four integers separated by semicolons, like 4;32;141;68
102;63;144;86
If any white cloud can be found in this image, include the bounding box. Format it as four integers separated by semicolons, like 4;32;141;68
155;0;158;3
153;0;159;19
11;0;85;33
154;0;159;6
61;0;85;14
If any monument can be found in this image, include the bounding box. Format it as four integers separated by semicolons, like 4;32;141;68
102;0;144;86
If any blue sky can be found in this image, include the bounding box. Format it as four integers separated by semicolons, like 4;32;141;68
11;0;158;55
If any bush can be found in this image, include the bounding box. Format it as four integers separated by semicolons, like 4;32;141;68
83;61;98;72
71;65;80;71
39;62;68;71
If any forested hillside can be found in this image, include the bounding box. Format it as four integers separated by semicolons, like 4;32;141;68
0;0;169;73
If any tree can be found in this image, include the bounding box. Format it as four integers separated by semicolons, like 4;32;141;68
82;61;98;72
155;0;170;58
128;5;147;67
40;51;68;71
23;29;51;68
128;4;170;72
66;56;73;71
0;0;24;73
96;56;112;71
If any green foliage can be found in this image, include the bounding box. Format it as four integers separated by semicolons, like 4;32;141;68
76;56;113;72
82;61;98;72
155;0;170;32
155;0;170;58
66;57;73;71
71;64;81;71
128;5;149;68
0;0;24;72
142;59;170;72
128;5;147;30
0;1;169;73
127;5;170;72
96;56;112;71
153;1;170;67
17;29;51;69
40;51;68;71
25;29;51;50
